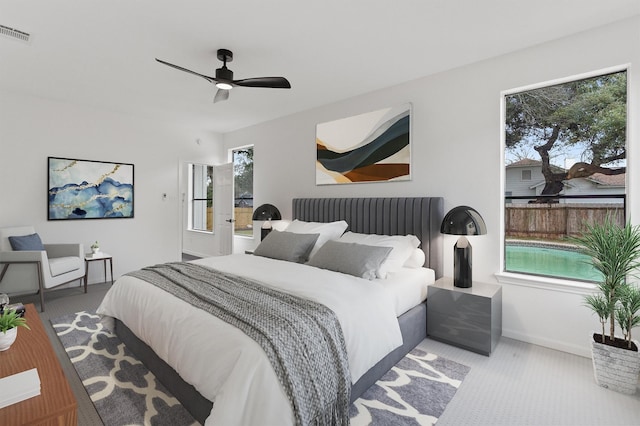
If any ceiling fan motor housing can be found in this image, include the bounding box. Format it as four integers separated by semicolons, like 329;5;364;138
215;66;233;81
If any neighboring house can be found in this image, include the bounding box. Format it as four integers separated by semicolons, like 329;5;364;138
567;172;626;203
505;159;625;204
234;192;254;208
505;159;562;203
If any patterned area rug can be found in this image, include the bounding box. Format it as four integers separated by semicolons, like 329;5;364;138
52;311;469;426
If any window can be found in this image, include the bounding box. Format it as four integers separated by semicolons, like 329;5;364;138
232;146;253;237
190;164;213;232
503;70;627;282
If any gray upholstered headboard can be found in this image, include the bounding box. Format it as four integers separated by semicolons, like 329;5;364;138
292;197;443;279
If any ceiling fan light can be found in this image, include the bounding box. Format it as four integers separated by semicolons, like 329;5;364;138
216;82;233;90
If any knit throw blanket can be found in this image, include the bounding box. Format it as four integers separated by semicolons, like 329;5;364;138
127;262;351;426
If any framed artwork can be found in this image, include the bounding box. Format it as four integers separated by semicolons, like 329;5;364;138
48;157;134;220
316;103;411;185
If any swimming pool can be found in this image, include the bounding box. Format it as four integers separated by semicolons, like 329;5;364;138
505;244;602;282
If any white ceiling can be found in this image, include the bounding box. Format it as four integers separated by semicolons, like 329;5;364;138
1;1;639;134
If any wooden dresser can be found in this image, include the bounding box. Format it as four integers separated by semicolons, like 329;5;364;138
0;304;77;425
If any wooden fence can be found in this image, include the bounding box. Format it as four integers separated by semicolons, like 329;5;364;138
234;207;253;231
505;204;624;240
203;207;253;232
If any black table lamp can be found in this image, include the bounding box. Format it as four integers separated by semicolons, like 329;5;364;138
440;206;487;288
252;204;282;240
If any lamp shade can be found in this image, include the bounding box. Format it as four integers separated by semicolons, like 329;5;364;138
440;206;487;236
252;204;282;221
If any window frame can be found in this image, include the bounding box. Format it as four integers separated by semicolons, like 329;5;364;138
230;145;254;238
497;64;629;294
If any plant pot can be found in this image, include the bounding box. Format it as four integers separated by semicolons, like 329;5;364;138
92;247;99;254
0;327;18;351
591;333;640;395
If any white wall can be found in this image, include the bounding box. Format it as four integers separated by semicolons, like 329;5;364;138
224;16;640;357
0;92;224;285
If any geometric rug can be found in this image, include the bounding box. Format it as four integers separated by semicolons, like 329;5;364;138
52;311;470;426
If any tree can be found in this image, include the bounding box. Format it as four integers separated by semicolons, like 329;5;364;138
505;71;626;202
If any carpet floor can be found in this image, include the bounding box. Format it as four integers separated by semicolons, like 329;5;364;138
21;282;640;425
52;310;469;426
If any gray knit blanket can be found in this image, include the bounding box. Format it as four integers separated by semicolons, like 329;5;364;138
127;262;351;426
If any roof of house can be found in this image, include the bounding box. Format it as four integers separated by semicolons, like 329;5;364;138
506;159;566;174
587;173;626;186
506;158;542;167
507;159;626;188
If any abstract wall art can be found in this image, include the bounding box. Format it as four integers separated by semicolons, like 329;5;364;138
316;103;411;185
48;157;134;220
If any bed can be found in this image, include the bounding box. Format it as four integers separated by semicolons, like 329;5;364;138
97;197;443;425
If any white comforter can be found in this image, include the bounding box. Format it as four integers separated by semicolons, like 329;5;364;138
96;254;403;426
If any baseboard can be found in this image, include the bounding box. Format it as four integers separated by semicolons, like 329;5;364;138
503;328;591;359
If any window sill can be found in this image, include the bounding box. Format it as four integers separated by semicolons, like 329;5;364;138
187;229;214;235
494;271;596;295
234;235;254;239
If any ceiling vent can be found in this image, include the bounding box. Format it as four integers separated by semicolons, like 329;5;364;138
0;24;31;43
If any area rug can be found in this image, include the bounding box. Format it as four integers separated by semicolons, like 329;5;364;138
52;311;470;426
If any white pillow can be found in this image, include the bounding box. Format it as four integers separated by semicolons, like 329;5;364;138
403;248;426;268
338;232;420;278
284;219;348;258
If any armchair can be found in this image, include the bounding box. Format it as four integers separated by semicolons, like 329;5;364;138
0;226;86;312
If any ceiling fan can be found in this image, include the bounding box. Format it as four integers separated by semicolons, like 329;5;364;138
155;48;291;103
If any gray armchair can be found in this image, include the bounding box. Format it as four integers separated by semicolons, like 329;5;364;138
0;226;86;312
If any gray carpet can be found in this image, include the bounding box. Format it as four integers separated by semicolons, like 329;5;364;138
52;311;196;426
21;280;640;425
52;310;469;426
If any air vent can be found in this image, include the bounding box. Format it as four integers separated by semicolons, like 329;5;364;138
0;24;31;43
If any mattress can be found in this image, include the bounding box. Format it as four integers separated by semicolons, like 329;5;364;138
381;266;434;316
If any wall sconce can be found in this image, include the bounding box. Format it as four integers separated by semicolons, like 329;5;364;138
252;204;282;240
440;206;487;288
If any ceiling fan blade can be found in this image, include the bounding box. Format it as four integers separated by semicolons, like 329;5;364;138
233;77;291;89
155;58;216;84
214;88;230;103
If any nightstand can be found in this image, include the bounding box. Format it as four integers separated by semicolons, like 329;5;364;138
84;252;114;287
427;277;502;355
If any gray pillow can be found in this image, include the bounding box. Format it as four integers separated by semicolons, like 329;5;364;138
307;240;393;280
253;230;320;263
9;233;45;251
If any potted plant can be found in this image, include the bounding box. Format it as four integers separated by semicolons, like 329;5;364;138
91;241;100;254
0;308;30;351
572;217;640;394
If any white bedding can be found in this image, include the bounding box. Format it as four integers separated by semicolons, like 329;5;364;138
97;254;407;426
382;267;434;316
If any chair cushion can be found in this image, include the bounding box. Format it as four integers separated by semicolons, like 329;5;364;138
49;256;81;277
9;233;45;251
